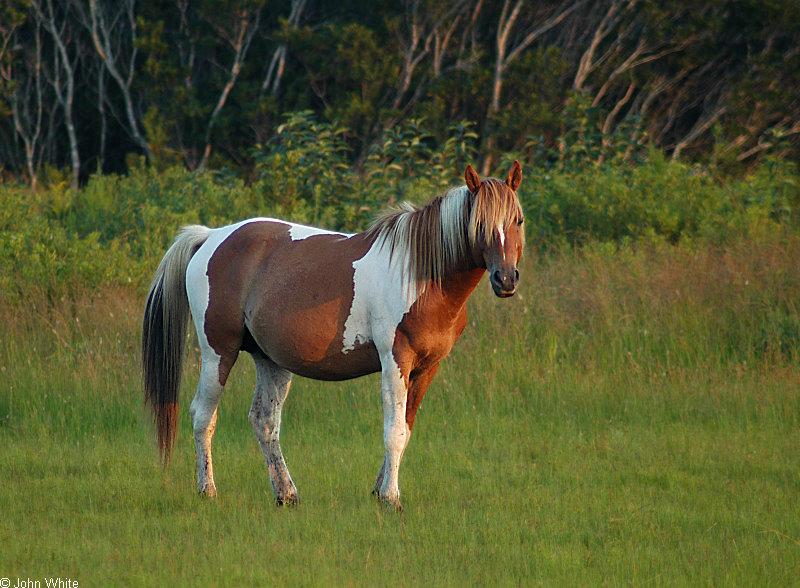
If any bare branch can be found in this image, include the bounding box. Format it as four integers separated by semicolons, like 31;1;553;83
78;0;150;156
199;7;261;169
32;0;80;188
261;0;308;97
574;0;625;91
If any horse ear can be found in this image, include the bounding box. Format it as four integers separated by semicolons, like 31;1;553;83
465;164;481;193
506;160;522;191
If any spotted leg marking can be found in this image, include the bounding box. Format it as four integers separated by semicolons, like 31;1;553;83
372;456;388;497
189;353;226;497
248;354;298;506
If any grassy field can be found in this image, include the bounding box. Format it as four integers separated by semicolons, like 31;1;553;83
1;237;799;585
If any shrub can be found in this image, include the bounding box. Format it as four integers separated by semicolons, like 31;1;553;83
1;113;798;304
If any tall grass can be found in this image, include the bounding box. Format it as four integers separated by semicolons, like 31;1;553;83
1;235;797;584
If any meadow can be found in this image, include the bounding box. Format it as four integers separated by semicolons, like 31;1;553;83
3;1;799;581
1;231;798;585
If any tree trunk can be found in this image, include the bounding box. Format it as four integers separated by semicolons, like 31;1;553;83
35;0;80;188
574;0;623;91
97;64;106;172
482;0;582;173
198;9;260;170
598;80;635;165
84;0;150;157
261;0;307;97
672;104;726;160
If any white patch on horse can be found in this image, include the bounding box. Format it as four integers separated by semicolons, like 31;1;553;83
342;234;419;354
187;219;257;357
498;223;506;260
378;352;408;506
288;223;351;241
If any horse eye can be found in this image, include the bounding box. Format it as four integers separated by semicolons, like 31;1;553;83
517;218;524;226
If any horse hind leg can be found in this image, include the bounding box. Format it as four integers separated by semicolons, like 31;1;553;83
189;349;237;497
249;353;298;506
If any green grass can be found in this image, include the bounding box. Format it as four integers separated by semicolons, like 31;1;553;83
1;240;799;585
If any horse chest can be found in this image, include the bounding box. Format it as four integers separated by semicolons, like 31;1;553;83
394;301;469;370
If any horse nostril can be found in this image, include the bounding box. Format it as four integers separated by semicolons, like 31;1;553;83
492;270;502;286
514;269;520;282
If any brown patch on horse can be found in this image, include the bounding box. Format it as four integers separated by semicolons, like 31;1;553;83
405;364;440;430
204;221;379;380
205;221;290;384
247;231;379;379
393;267;486;428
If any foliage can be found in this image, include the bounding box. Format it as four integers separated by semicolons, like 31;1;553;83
1;126;798;304
0;186;135;302
1;0;798;182
253;111;355;228
522;152;800;246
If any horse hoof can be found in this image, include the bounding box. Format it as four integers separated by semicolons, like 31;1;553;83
276;493;300;507
199;485;218;498
378;495;403;513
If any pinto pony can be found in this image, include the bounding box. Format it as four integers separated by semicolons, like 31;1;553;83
142;162;525;510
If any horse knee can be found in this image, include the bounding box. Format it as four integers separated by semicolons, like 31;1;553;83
384;421;409;455
248;408;266;432
248;407;276;439
190;399;217;434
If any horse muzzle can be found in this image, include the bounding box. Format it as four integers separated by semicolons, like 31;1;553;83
490;268;518;298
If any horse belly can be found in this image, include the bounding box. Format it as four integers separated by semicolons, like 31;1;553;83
280;343;380;381
247;293;380;381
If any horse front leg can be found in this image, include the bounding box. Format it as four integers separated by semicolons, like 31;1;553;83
372;362;439;498
375;353;409;511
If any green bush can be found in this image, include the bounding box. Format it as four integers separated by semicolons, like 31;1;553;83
0;187;136;303
1;113;799;303
520;151;800;246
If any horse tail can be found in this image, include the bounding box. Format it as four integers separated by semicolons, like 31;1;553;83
142;225;210;463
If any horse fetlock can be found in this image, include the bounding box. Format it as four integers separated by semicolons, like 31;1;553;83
198;481;218;498
270;470;299;507
275;487;300;507
372;459;387;495
378;491;403;512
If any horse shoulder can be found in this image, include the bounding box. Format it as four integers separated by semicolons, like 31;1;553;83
391;295;465;373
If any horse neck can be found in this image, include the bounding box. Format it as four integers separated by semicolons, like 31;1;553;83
418;266;485;319
413;225;485;316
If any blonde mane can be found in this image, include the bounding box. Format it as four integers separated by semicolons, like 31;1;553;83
367;179;523;291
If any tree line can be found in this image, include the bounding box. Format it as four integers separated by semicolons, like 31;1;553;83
1;0;798;189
